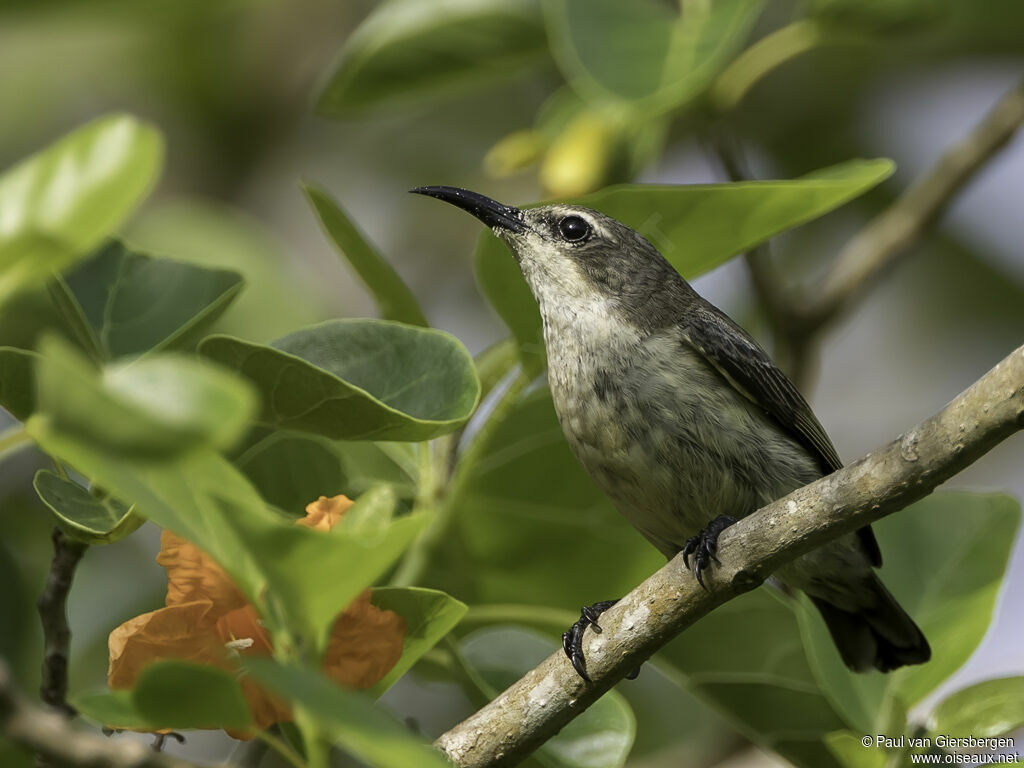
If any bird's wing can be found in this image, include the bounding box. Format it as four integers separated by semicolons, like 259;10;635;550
682;305;882;567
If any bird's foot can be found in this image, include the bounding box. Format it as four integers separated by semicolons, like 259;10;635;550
562;601;642;682
682;514;737;589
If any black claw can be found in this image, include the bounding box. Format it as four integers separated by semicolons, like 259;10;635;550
562;600;619;681
681;514;737;589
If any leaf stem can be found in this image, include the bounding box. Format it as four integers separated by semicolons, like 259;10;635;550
711;19;824;112
0;425;31;463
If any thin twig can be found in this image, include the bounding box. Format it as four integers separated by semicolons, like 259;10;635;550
436;343;1024;767
0;660;206;768
799;77;1024;332
37;527;87;717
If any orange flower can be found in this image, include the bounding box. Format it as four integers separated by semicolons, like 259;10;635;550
108;495;405;738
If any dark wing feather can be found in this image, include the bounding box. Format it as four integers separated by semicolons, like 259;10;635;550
683;304;882;567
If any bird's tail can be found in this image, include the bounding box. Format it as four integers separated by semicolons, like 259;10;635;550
810;576;930;673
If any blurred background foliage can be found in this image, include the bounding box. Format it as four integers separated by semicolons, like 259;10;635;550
1;0;1023;767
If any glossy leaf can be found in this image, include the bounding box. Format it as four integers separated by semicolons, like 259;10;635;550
304;185;427;327
460;627;635;768
200;319;480;441
243;659;452;768
235;432;416;515
545;0;762;115
36;336;257;458
475;158;895;363
369;586;468;696
797;493;1020;733
0;114;163;302
317;0;546;116
928;676;1024;739
33;470;141;545
0;347;38;420
133;661;251;732
51;240;243;360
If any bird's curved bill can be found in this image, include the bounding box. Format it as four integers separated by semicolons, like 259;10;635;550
410;186;526;233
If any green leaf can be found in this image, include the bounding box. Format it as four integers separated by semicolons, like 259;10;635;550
235;432;416;515
0;347;39;420
368;586;468;696
73;689;159;731
797;493;1020;733
51;240;244;361
36;335;258;458
133;661;252;732
544;0;762;115
0;114;163;302
317;0;546;116
657;588;846;768
304;185;427;327
243;659;452;768
73;662;252;733
33;470;142;545
824;731;887;768
928;676;1024;740
200;319;480;441
460;627;635;768
475;158;895;364
230;510;427;651
27;421;277;610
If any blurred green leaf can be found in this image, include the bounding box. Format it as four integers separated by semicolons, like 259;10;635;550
33;470;141;545
475;158;895;365
36;336;257;458
797;493;1020;733
369;586;468;696
235;432;416;515
200;319;480;441
544;0;762;115
0;114;163;303
133;661;252;732
824;731;887;768
659;588;845;768
337;484;398;536
810;0;942;31
928;676;1024;740
0;347;39;420
460;627;635;768
73;689;159;731
318;0;547;116
230;509;427;651
243;659;452;768
304;185;427;327
75;661;252;732
27;421;276;609
51;240;243;360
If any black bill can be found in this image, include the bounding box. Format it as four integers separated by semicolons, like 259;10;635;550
410;186;526;233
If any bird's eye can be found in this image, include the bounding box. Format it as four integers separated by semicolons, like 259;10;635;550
558;215;591;243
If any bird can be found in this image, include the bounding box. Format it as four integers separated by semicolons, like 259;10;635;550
411;185;930;681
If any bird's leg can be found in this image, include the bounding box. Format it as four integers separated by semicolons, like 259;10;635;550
562;600;641;682
682;514;737;589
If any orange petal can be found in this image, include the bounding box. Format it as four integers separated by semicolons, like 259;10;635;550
157;529;247;615
108;601;224;689
298;495;354;531
323;589;405;690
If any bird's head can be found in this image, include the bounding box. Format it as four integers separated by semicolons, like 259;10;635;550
411;186;679;314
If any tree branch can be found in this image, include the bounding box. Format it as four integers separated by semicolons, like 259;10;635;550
37;527;87;717
436;343;1024;767
0;660;206;768
798;77;1024;332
